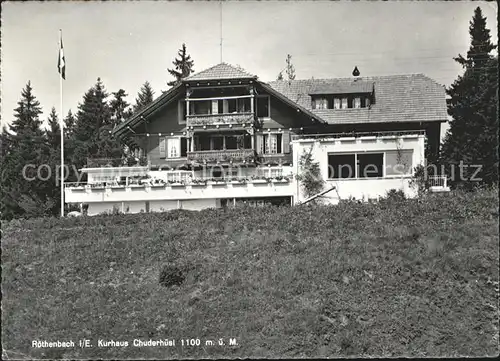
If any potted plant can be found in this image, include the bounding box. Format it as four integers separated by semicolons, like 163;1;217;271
191;178;207;186
251;175;267;184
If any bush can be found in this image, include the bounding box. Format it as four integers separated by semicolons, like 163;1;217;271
159;264;185;288
381;188;406;202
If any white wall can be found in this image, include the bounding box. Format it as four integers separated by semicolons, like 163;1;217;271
292;134;425;203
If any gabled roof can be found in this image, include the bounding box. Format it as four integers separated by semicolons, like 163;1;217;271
268;74;447;124
184;62;257;81
112;83;184;139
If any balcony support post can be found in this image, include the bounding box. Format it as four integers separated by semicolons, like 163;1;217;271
250;87;255;114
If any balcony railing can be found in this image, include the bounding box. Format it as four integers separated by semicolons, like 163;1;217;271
259;153;293;165
187;113;255;126
86;157;149;168
187;149;256;164
292;130;426;141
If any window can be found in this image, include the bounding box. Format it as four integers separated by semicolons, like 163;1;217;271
328;152;384;178
212;136;224;150
191;100;211;115
196;136;211;151
256;96;270;118
333;98;341;109
225;136;238;150
328;154;356;179
353;97;361;109
178;100;186;123
258;133;284;154
341;97;348;109
167;137;180;158
358;153;383;178
385;150;413;175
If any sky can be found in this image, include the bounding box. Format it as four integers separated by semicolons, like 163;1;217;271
1;0;498;135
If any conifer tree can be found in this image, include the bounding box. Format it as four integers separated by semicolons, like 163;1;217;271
441;6;498;188
0;82;53;219
167;43;195;87
46;107;61;150
64;110;76;138
285;54;296;80
133;81;155;112
110;89;132;127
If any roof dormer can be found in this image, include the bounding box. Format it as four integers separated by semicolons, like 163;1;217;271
309;80;375;110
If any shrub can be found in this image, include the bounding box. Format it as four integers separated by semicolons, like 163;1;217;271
382;188;406;202
159;264;185;288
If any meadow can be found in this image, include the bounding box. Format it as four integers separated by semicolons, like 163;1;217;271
2;189;499;359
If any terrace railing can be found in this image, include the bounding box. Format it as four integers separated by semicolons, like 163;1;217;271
86;157;149;168
292;130;425;141
428;175;448;189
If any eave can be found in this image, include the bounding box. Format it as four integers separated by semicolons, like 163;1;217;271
257;82;327;125
112;83;184;139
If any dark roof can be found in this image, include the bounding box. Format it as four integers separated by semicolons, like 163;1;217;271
184;62;257;81
309;80;374;95
268;74;447;124
112;83;183;138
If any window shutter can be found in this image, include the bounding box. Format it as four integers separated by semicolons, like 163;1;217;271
256;134;264;154
212;100;218;114
159;137;166;158
180;138;188;157
283;130;291;153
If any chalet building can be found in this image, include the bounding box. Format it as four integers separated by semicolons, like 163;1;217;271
64;63;448;215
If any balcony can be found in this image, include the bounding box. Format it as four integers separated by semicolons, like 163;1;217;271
259;153;293;165
187;149;256;164
187;113;255;127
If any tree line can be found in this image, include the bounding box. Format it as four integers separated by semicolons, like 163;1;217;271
0;44;195;220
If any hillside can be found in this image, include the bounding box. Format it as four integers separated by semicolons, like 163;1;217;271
2;190;499;359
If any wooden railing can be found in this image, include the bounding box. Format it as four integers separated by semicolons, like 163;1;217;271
187;113;255;126
187;149;256;164
259;153;293;165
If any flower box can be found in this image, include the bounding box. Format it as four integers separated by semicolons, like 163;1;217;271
251;179;268;184
272;179;289;183
191;182;207;187
170;183;185;187
208;181;227;186
230;180;246;185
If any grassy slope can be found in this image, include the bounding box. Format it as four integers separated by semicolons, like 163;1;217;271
2;190;499;359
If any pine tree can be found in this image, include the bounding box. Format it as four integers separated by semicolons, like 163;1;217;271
109;89;132;127
167;43;195;87
285;54;296;80
454;7;497;70
441;6;498;188
46;107;61;150
133;81;155;112
64;110;76;138
277;71;284;81
0;82;54;219
71;78;124;169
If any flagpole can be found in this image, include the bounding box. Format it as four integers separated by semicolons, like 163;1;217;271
59;29;65;218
